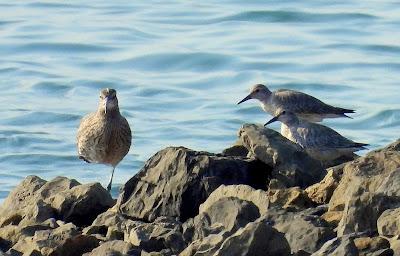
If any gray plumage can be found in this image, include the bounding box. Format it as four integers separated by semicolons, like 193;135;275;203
265;111;368;161
77;88;132;191
238;84;354;122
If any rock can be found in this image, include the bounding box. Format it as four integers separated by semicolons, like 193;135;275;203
354;236;391;256
264;209;335;254
116;147;270;222
268;186;315;210
179;233;225;256
0;176;113;252
378;208;400;237
311;235;359;256
83;240;134;256
306;166;343;204
327;140;400;236
197;185;269;215
128;217;185;254
238;124;325;188
49;182;114;226
221;143;249;157
213;217;291;256
10;223;99;256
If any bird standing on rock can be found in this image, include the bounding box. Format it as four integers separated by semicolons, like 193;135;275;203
77;88;132;192
264;111;368;161
238;84;355;122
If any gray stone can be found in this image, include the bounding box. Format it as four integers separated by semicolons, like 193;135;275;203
238;124;325;188
116;147;270;222
378;208;400;237
328;140;400;236
213;217;291;256
83;240;134;256
311;235;359;256
264;209;335;254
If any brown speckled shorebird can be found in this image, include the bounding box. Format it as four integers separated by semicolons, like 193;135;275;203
77;88;132;192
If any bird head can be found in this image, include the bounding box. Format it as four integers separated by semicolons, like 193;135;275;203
237;84;271;104
99;88;119;115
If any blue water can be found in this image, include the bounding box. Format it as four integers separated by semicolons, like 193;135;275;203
1;1;399;200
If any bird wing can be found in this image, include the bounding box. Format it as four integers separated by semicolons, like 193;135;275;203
297;122;360;150
273;89;353;116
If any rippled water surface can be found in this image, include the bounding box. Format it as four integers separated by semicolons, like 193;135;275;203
1;1;399;199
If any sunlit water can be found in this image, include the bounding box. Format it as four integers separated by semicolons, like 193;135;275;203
1;1;399;200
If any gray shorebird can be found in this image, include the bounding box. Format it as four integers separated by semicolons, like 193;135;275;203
77;88;132;192
238;84;355;122
238;84;355;137
264;111;368;161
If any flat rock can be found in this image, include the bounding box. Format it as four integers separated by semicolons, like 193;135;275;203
116;146;270;222
238;124;325;188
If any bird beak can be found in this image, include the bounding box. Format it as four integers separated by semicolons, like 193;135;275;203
264;116;279;126
237;94;252;105
104;97;109;114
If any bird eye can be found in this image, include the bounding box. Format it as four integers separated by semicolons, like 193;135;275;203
255;89;259;93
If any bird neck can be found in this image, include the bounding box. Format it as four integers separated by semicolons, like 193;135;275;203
97;107;120;119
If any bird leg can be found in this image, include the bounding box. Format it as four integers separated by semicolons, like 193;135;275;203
107;166;115;192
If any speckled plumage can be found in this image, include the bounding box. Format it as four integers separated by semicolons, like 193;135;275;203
265;111;368;161
77;88;131;191
238;84;354;122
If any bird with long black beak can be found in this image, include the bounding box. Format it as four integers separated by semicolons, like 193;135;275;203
238;84;354;122
264;111;368;161
77;88;132;192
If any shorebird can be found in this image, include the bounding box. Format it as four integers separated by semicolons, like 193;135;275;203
264;111;368;161
237;84;355;136
77;88;132;192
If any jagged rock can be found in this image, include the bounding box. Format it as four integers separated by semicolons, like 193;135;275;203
128;217;185;254
268;186;315;210
378;208;400;237
328;140;400;236
0;176;113;252
10;223;99;256
264;209;335;254
116;147;270;222
179;233;225;256
82;240;135;256
185;197;260;243
306;166;343;204
311;235;358;256
238;124;325;188
48;182;114;226
354;236;391;256
213;217;291;256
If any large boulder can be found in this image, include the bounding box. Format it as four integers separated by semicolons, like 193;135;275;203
238;124;325;188
327;140;400;236
116;147;270;222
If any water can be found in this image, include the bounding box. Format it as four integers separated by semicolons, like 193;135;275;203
1;1;399;200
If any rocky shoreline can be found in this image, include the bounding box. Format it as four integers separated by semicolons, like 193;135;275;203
1;124;399;256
